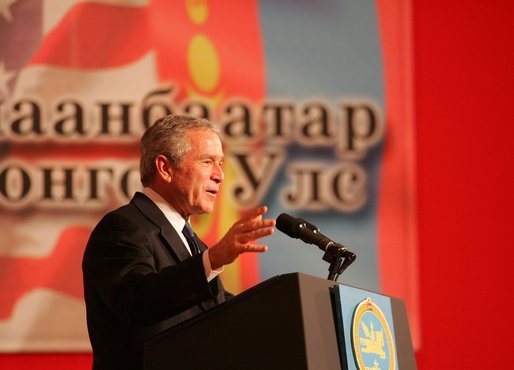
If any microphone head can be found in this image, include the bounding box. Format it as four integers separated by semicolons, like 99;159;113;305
276;213;303;238
298;217;320;233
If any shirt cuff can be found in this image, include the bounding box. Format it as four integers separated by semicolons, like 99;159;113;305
202;249;224;282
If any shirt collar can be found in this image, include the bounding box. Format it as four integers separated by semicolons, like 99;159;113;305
142;187;187;234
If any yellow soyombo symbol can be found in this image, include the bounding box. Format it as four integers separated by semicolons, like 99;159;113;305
183;0;237;292
187;34;221;93
352;298;396;370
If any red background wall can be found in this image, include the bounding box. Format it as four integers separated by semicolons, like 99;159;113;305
1;0;512;368
413;0;513;368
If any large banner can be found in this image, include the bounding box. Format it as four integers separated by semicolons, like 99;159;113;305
0;0;417;351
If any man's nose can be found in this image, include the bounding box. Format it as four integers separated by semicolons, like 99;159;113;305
212;162;224;183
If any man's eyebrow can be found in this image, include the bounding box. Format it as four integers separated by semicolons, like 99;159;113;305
197;154;225;161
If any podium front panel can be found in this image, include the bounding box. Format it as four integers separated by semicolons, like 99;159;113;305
144;273;340;370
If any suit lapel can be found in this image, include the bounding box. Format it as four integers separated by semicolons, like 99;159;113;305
193;236;208;253
131;192;218;311
131;192;191;262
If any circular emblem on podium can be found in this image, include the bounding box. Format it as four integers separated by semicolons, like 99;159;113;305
351;297;396;370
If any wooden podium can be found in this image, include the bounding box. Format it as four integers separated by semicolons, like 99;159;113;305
143;273;416;370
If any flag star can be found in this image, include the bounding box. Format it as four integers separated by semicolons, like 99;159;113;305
0;0;17;22
0;61;16;100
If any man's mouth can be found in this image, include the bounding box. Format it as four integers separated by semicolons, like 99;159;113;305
206;189;218;196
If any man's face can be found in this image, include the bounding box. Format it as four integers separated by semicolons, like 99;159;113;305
166;129;224;218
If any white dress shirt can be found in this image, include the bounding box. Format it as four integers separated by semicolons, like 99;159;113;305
143;187;223;282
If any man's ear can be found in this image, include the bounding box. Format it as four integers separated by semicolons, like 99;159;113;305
155;154;173;182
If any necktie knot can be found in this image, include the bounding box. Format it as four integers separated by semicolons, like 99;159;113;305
182;222;200;256
182;222;195;238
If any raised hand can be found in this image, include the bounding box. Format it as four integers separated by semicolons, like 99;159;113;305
208;206;276;270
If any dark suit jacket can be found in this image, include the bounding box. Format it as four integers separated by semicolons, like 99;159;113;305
82;192;231;370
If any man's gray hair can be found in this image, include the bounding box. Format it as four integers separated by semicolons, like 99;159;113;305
140;114;219;186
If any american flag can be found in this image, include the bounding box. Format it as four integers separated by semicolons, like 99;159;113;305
0;0;265;351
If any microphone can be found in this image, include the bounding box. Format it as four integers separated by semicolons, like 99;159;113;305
276;213;344;252
276;213;357;282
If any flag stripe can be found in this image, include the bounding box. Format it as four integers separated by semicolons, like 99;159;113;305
30;2;151;68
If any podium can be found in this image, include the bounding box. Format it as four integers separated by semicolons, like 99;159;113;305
144;273;416;370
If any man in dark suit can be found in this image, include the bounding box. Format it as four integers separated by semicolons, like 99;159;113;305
82;114;275;370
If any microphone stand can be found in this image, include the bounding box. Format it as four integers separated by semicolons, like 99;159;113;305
322;243;357;282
